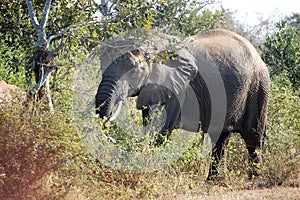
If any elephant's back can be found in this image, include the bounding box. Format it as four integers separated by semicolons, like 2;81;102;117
185;29;268;79
187;29;255;52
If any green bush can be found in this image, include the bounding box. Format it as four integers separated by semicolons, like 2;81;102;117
262;77;300;185
0;39;27;87
262;20;300;89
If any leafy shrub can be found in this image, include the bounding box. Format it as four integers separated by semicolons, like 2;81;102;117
0;39;27;87
261;19;300;89
262;77;300;185
0;95;96;199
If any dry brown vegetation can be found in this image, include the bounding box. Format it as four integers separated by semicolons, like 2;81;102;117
0;79;299;199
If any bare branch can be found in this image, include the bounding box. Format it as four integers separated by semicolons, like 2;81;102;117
26;0;49;48
94;0;116;18
27;64;58;99
99;0;109;16
64;33;101;44
40;0;52;28
46;39;65;61
26;0;39;29
52;39;65;53
47;21;101;43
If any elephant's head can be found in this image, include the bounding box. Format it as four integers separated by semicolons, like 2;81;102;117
95;47;198;120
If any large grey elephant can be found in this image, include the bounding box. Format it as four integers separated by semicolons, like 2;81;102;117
95;29;270;180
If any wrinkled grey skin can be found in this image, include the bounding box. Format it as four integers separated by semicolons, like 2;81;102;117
95;29;270;180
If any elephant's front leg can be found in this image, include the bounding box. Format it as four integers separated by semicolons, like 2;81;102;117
154;99;181;146
207;131;231;181
142;106;150;127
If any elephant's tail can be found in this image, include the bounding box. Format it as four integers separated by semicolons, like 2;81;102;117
258;78;270;146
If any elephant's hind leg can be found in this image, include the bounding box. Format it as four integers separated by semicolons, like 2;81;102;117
240;129;264;179
241;82;269;179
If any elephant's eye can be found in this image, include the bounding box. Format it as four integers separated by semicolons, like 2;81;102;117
130;49;141;56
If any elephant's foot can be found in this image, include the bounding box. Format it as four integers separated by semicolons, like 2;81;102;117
247;151;263;180
206;171;219;182
206;161;220;182
248;169;260;180
247;162;262;180
207;165;261;182
150;132;169;146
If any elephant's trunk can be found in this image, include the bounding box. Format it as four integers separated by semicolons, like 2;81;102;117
95;76;118;119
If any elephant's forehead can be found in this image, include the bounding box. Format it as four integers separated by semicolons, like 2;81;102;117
99;40;136;69
101;54;134;74
101;51;133;71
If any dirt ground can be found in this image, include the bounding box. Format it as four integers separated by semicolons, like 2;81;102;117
190;187;300;200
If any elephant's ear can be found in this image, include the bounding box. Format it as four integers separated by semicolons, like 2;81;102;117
168;49;198;94
136;49;198;109
136;84;174;109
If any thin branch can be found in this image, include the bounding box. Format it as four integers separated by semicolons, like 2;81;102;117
94;0;116;18
47;21;102;43
40;0;52;28
46;39;65;61
52;39;65;53
64;33;101;44
64;33;139;49
26;0;39;29
27;64;58;99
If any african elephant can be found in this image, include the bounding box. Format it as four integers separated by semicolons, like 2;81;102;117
95;29;270;180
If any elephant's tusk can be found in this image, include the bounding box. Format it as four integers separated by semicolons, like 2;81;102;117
83;99;95;112
109;101;123;121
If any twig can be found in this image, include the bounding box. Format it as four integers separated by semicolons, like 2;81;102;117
64;33;101;44
47;21;102;43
